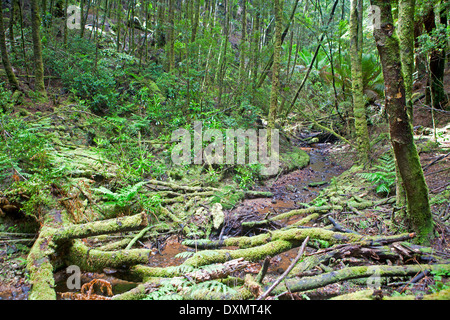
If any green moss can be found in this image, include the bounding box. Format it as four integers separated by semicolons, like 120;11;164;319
279;146;310;172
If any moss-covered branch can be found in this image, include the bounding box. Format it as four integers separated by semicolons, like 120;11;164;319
65;240;152;271
271;263;450;295
52;212;148;242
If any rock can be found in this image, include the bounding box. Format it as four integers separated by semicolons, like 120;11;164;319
210;203;224;230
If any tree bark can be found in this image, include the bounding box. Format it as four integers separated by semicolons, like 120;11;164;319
267;0;282;129
349;0;370;163
271;263;450;295
30;0;48;100
398;0;415;120
166;0;175;71
0;0;20;90
370;0;433;244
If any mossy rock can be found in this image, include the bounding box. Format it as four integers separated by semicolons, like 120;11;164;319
279;146;310;173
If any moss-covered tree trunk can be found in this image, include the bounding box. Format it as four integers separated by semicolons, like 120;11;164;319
349;0;370;163
30;0;48;100
370;0;433;244
267;0;282;130
394;0;415;222
166;0;175;72
398;0;415;120
0;0;20;91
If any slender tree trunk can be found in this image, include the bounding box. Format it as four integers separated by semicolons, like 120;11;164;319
8;0;16;55
217;0;229;107
155;0;166;48
17;0;29;81
267;0;282;129
116;0;122;51
31;0;48;100
167;0;175;71
349;0;370;163
398;0;415;120
251;0;261;93
370;0;433;244
0;0;20;90
63;0;68;46
257;0;300;89
238;0;247;103
191;0;200;43
396;0;416;216
423;5;447;109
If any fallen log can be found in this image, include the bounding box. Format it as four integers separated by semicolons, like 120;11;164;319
26;212;149;300
183;228;414;251
115;258;251;300
65;240;152;271
270;263;450;295
330;288;450;300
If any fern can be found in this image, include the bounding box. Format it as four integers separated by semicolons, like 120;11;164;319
358;154;396;195
94;181;147;207
166;264;195;274
174;251;195;259
190;280;238;297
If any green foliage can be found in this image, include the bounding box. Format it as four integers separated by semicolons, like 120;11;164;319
143;263;238;300
0;114;56;187
233;164;261;190
358;154;396;195
0;83;13;112
417;24;450;56
430;268;450;293
94;181;147;209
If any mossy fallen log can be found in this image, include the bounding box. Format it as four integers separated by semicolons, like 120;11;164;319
51;212;148;241
270;263;450;295
26;212;149;300
330;288;450;300
183;228;414;251
241;197;395;230
65;240;152;271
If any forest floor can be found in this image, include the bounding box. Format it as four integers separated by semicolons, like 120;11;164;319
0;66;450;299
0;102;449;300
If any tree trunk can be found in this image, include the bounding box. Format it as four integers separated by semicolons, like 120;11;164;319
217;0;229;108
349;0;370;163
423;5;447;110
267;0;282;129
155;0;166;48
166;0;175;72
31;0;48;100
370;0;433;244
398;0;415;120
0;0;20;90
191;0;200;43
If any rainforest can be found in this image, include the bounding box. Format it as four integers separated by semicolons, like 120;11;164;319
0;0;449;302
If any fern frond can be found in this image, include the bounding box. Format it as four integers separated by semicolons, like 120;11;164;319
174;251;195;259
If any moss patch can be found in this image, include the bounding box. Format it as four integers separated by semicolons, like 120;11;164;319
279;146;310;173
